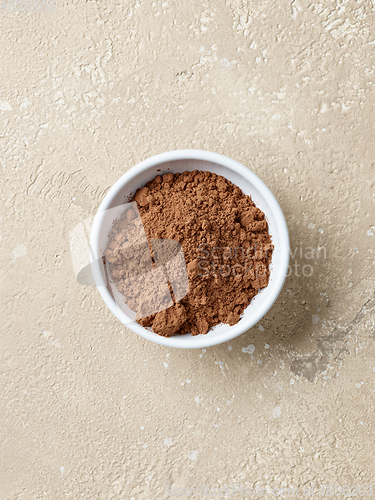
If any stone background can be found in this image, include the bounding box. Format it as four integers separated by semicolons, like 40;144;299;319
1;0;375;498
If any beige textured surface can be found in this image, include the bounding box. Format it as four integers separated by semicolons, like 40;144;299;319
1;1;375;498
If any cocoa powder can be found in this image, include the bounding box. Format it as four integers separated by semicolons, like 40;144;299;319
105;170;273;337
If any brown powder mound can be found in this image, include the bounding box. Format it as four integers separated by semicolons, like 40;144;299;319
106;169;273;337
152;304;188;337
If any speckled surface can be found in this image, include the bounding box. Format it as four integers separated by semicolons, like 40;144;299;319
1;1;375;498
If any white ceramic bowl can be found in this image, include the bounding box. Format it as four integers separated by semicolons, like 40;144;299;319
90;150;289;348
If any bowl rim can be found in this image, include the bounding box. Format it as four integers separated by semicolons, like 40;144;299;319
90;149;290;348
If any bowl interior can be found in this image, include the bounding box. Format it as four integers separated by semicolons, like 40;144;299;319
91;155;289;348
